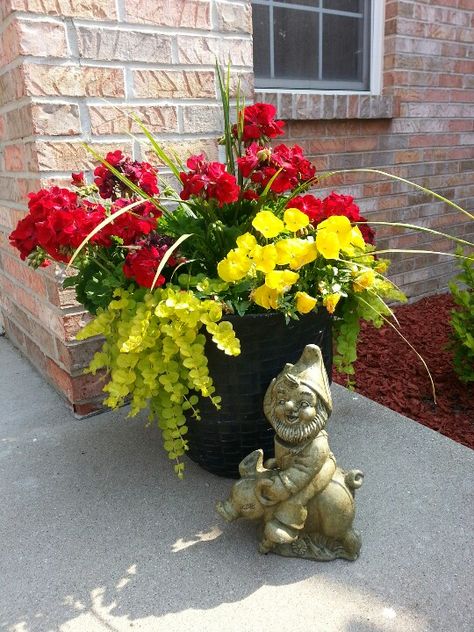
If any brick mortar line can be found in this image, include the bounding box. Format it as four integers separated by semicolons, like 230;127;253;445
14;96;221;107
0;57;253;76
0;97;32;115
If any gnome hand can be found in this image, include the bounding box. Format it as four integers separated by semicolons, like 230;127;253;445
255;476;289;506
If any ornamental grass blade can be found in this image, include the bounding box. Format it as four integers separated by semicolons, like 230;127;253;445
129;113;183;180
318;168;474;221
359;222;474;249
150;233;193;291
67;198;147;269
369;249;473;260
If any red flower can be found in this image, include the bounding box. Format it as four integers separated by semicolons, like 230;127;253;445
71;172;85;187
103;199;160;245
122;236;179;288
289;192;376;245
289;195;324;224
238;143;315;193
123;246;166;288
180;155;240;206
237;103;285;142
94;151;159;200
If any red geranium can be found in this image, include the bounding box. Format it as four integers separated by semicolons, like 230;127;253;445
180;155;240;206
236;103;285;142
94;151;159;200
123;236;180;288
103;199;160;246
238;143;315;194
288;192;375;244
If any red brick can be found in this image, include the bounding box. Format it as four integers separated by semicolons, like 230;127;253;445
77;27;172;63
0;21;20;66
133;69;215;99
215;1;252;33
9;0;117;19
35;141;133;172
31;103;81;136
23;64;125;98
124;0;211;29
18;19;67;57
88;105;178;136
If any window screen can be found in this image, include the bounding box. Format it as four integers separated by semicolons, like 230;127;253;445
252;0;371;90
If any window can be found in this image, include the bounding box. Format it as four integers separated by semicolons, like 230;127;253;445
252;0;372;91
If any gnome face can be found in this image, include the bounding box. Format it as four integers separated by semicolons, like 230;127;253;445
263;345;332;445
267;374;328;444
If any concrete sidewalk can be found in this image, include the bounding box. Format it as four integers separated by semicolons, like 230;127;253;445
0;335;473;632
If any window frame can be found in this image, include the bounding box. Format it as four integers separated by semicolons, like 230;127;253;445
252;0;385;96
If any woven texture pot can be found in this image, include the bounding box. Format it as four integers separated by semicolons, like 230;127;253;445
186;310;333;478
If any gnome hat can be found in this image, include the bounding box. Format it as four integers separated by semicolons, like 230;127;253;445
283;344;332;414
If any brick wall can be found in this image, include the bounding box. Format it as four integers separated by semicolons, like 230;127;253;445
0;0;473;413
0;0;253;414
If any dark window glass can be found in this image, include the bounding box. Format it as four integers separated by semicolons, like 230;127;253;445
274;8;319;80
323;0;362;12
322;14;363;81
252;0;370;89
253;4;271;79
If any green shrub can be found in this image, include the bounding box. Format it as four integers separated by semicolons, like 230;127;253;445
449;250;474;383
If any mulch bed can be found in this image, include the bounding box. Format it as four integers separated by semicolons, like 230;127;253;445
332;293;474;449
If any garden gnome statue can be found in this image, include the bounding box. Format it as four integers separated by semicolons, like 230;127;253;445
216;344;364;561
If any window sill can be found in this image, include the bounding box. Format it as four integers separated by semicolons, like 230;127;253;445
254;91;397;120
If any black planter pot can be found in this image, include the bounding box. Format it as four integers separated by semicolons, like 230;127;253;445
186;310;333;478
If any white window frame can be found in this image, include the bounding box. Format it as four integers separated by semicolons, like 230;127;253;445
253;1;386;96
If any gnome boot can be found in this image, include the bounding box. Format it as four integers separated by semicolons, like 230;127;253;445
264;518;299;545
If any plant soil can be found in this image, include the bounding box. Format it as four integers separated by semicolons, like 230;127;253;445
332;293;474;449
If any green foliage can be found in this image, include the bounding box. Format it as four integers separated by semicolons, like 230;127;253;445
449;251;474;383
77;285;240;476
64;255;124;315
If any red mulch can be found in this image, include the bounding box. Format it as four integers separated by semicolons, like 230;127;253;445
332;293;474;449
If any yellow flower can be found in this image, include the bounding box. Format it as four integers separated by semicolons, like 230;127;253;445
236;232;257;253
284;207;309;232
251;243;278;273
217;249;251;282
353;269;376;292
375;260;388;274
275;238;318;270
351;226;365;250
316;230;340;260
265;269;299;292
295;291;317;314
252;284;280;310
323;293;341;314
252;210;285;239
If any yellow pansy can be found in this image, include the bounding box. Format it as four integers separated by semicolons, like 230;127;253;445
251;243;278;273
295;291;317;314
236;232;257;253
252;284;280;310
217;249;251;283
351;226;366;250
284;207;310;232
252;210;285;239
353;269;376;292
275;238;318;270
375;260;388;274
265;269;299;292
316;230;340;260
323;293;341;314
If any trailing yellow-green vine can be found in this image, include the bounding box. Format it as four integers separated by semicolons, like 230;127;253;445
77;286;240;477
